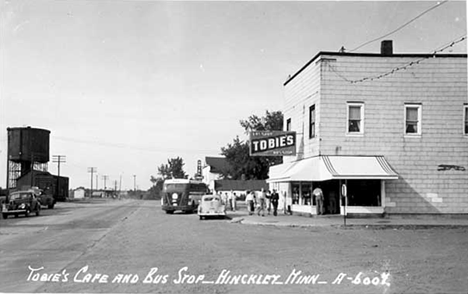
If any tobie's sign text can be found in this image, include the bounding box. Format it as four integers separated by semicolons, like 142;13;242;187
249;131;296;156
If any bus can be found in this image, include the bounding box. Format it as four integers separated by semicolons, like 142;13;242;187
161;179;208;214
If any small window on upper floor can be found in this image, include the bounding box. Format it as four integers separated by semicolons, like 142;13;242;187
286;118;291;131
464;105;468;135
347;103;364;134
309;105;316;138
405;104;422;135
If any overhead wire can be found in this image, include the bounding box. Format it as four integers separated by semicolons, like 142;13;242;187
349;0;449;52
53;135;220;155
329;34;467;84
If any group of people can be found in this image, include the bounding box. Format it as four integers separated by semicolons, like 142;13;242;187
216;186;325;216
219;191;238;212
245;188;279;217
216;188;280;216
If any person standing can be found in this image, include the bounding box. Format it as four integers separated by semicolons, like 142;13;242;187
257;188;266;216
270;189;279;216
220;191;228;211
313;186;325;215
266;190;272;215
245;191;255;215
218;191;228;204
229;190;237;212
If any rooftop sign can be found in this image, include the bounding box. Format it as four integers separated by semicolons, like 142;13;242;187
249;131;296;156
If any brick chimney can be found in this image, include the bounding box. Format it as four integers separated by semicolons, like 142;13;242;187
381;40;393;56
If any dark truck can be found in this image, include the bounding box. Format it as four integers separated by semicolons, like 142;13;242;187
36;191;56;209
20;186;56;209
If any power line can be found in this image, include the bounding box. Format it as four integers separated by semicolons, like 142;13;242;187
52;155;66;175
52;155;66;199
349;0;449;52
53;136;219;154
329;35;466;84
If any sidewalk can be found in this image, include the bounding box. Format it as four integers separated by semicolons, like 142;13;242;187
226;206;468;228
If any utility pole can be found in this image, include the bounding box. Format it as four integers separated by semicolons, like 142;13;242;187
96;174;99;190
102;175;108;190
88;167;97;197
119;174;122;193
133;175;136;191
52;155;66;200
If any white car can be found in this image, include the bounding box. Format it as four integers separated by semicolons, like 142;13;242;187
198;194;226;220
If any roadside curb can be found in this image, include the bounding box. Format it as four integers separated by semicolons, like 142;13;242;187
229;217;244;224
335;224;468;229
229;216;468;229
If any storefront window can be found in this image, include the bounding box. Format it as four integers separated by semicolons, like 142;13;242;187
292;183;300;204
290;182;314;205
301;183;311;205
346;180;381;206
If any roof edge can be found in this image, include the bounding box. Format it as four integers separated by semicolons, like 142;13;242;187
283;51;468;86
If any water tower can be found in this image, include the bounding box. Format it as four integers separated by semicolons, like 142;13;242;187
6;127;50;191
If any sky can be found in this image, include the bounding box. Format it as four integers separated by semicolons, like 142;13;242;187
0;0;466;190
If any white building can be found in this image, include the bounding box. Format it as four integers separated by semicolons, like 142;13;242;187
72;188;85;199
202;157;231;192
268;41;468;216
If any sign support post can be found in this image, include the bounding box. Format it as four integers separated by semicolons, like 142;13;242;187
342;182;347;227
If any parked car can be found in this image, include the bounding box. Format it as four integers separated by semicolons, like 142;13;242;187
198;194;226;220
2;191;41;219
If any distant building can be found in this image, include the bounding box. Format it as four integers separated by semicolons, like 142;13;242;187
201;157;270;200
202;157;232;191
15;170;69;201
72;188;86;199
118;190;128;198
268;41;468;216
91;191;105;198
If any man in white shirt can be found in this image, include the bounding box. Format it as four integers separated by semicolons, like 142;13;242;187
245;191;255;215
313;186;325;215
257;188;266;217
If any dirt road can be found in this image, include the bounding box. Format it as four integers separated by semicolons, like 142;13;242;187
0;199;466;294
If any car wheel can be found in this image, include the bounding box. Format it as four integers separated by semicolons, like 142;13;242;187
2;213;7;219
199;216;204;220
14;214;18;218
25;209;30;217
48;203;54;209
165;210;174;214
36;206;40;216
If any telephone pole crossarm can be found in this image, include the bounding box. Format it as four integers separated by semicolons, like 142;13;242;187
52;155;66;199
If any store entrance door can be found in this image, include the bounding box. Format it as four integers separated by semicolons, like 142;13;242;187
321;180;340;214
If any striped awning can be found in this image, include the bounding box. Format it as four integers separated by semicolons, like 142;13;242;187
267;156;398;182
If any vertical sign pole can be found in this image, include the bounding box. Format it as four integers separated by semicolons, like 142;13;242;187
342;182;347;227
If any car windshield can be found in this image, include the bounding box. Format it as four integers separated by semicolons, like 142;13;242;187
10;193;30;200
204;196;220;202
